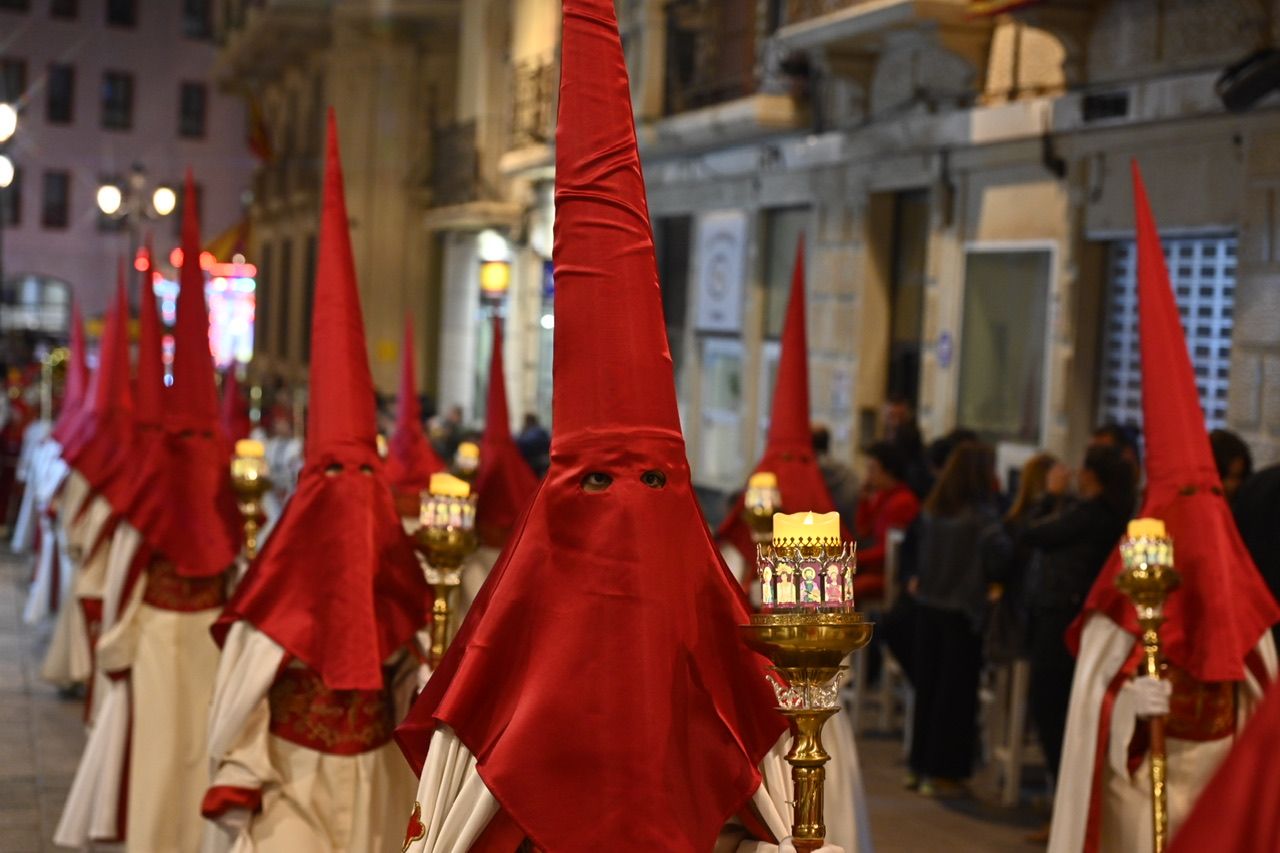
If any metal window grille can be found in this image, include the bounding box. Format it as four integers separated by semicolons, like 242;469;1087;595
1099;234;1237;430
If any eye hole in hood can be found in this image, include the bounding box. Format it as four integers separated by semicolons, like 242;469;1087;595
581;471;613;493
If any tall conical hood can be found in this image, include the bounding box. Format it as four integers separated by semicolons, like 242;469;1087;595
386;315;444;503
134;238;165;429
305;109;379;467
715;238;845;578
768;235;812;452
63;264;135;492
169;170;220;432
475;315;538;547
119;171;242;578
396;3;785;849
218;110;429;691
1078;162;1279;682
52;301;88;443
1131;166;1221;493
549;0;680;445
219;369;251;442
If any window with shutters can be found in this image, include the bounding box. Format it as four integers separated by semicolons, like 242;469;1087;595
1098;234;1237;430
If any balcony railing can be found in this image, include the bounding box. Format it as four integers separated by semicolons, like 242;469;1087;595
430;120;482;207
508;56;558;152
663;0;764;116
783;0;865;25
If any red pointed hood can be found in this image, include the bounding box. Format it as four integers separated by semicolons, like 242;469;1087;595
474;315;538;548
134;240;165;429
121;170;242;579
217;111;429;691
1080;162;1279;682
52;301;89;444
386;316;444;504
219;369;251;443
98;248;168;519
62;265;135;496
168;170;220;433
716;238;845;576
396;3;785;849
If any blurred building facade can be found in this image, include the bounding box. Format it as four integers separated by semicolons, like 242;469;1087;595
0;0;252;334
215;0;458;393
425;0;1280;500
223;0;1280;494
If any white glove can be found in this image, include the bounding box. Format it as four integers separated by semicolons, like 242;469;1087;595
1128;675;1172;718
216;806;253;833
780;839;843;853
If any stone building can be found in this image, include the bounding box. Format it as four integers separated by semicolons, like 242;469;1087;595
426;0;1280;505
226;0;1280;500
215;0;457;392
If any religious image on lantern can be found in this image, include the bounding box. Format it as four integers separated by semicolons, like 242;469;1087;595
148;247;256;376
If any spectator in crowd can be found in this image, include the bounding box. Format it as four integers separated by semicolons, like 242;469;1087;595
1090;422;1142;480
812;424;860;525
1018;444;1134;819
907;442;1000;797
515;412;552;478
1210;428;1253;502
980;452;1058;665
883;394;932;498
855;441;922;599
429;404;466;459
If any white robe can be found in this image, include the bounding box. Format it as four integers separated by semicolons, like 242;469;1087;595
20;437;70;626
1048;615;1276;853
9;418;50;555
404;709;873;853
202;623;421;853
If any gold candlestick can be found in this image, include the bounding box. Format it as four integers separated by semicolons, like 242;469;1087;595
414;473;478;666
741;523;871;853
452;441;480;484
743;471;781;545
230;439;272;561
1116;518;1180;853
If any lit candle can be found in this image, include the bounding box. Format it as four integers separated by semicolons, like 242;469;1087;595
748;472;778;490
1128;518;1167;539
773;510;840;542
429;472;471;498
235;439;265;458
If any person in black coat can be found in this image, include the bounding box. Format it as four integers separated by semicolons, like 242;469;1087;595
1018;444;1135;785
1233;463;1280;643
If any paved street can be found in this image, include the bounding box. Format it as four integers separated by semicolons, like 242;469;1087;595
0;549;1043;852
0;552;85;853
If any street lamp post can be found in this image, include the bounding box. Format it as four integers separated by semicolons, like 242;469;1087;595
0;102;18;297
96;163;176;301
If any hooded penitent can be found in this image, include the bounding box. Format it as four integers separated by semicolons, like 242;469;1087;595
60;266;134;497
474;315;538;547
120;172;241;579
1076;163;1280;682
395;1;785;849
51;302;88;446
219;369;252;444
386;316;444;513
716;238;845;578
214;111;430;692
97;245;166;552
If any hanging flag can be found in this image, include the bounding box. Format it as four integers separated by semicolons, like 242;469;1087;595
246;93;274;163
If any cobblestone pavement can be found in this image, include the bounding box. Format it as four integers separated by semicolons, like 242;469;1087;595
1;549;1045;852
